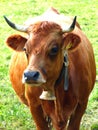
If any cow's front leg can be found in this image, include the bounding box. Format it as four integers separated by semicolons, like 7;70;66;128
25;87;50;130
67;100;88;130
29;105;50;130
52;120;67;130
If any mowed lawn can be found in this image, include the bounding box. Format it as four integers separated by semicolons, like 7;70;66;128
0;0;98;130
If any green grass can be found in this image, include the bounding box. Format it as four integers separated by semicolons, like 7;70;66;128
0;0;98;129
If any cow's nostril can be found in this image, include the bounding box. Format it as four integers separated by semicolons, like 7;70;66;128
32;71;39;79
24;71;40;82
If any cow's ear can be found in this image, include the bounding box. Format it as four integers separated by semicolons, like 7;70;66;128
6;34;27;51
63;33;81;51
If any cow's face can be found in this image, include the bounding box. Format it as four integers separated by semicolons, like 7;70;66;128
24;22;64;90
6;20;80;92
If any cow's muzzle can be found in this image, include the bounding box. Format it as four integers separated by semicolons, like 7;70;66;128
22;70;46;85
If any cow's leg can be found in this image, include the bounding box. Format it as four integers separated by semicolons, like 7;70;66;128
67;100;88;130
25;87;50;130
29;105;50;130
52;120;67;130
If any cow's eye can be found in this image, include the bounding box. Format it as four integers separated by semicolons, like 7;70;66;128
49;45;59;56
23;47;28;58
23;47;26;52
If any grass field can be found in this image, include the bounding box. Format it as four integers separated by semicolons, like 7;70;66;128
0;0;98;130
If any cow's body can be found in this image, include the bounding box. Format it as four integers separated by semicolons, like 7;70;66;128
5;8;96;130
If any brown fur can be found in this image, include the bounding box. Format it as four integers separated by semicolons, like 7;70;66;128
6;8;96;130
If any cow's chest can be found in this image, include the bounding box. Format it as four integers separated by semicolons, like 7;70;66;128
41;89;77;124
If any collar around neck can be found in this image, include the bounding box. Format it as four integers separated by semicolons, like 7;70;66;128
55;51;69;91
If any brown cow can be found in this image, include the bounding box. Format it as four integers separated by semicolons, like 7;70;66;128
4;8;96;130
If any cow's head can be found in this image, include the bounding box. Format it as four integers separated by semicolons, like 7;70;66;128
4;16;80;99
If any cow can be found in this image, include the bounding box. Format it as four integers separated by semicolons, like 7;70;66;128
4;7;96;130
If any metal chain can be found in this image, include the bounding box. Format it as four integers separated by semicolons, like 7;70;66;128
46;116;53;130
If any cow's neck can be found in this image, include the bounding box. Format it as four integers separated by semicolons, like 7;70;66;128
39;51;69;101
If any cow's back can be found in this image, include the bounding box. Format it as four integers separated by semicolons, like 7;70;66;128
68;27;96;101
9;52;28;105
